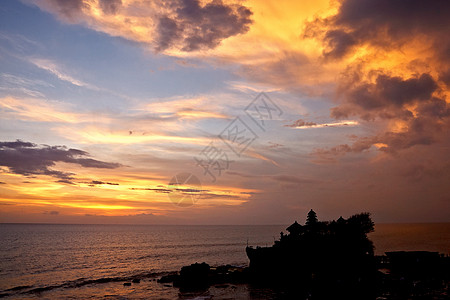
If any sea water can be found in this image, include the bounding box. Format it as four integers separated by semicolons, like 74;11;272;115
0;223;449;299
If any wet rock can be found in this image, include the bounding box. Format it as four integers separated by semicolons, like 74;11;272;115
158;274;179;283
175;262;210;288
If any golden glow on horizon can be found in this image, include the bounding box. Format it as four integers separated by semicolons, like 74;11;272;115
0;165;258;217
61;127;212;145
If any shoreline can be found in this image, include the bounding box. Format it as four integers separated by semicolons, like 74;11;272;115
2;252;449;300
156;251;450;300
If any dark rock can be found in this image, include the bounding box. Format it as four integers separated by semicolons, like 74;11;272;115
174;262;210;289
159;264;250;292
132;278;140;283
158;274;179;283
123;282;131;286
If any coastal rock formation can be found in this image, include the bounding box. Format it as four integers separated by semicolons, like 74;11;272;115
158;263;248;291
157;211;449;299
246;210;377;298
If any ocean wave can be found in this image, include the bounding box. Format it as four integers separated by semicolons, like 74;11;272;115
0;271;174;298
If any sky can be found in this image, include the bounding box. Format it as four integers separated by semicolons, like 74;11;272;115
0;0;449;224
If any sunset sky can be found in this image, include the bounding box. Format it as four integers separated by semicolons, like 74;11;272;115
1;0;449;224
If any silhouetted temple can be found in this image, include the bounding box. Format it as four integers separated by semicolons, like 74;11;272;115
246;210;377;297
158;209;448;299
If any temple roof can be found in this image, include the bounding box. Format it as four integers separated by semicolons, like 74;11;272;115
286;221;302;233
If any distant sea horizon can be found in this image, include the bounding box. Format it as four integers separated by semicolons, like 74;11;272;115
2;221;449;225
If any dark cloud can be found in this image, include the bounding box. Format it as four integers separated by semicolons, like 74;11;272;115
130;186;207;193
98;0;121;14
312;113;450;162
0;140;121;181
332;73;439;120
0;140;35;148
43;210;60;215
306;0;450;60
323;30;357;59
156;16;181;51
57;179;76;185
267;142;283;149
129;186;244;201
285;119;317;128
37;0;122;20
323;69;450;156
302;0;450;158
32;0;252;52
88;180;119;186
156;0;252;51
439;69;450;86
130;187;172;193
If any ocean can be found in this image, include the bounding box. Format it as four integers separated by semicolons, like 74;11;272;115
0;223;449;299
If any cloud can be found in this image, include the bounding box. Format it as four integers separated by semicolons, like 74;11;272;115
98;0;122;15
130;187;172;193
141;96;230;120
332;73;439;121
285;119;359;129
57;179;76;185
35;0;85;22
129;185;250;203
88;180;119;186
0;73;52;98
24;0;334;96
59;126;211;145
323;72;449;155
298;0;450;159
155;0;252;51
285;119;317;128
0;140;121;181
31;0;253;53
306;0;450;60
29;58;92;88
0;96;85;123
175;108;229;120
312;112;450;162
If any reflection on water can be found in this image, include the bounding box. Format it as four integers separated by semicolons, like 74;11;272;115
369;223;450;255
